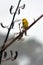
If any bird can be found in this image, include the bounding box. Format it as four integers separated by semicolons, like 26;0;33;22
22;18;29;36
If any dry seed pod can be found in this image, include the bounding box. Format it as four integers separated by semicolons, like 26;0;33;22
18;9;20;15
3;51;7;58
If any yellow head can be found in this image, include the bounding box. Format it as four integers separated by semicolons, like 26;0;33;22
22;18;29;29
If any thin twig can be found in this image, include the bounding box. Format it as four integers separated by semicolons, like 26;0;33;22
2;14;43;52
2;51;18;62
0;0;21;64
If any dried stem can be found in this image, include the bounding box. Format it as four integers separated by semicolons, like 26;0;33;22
2;14;43;52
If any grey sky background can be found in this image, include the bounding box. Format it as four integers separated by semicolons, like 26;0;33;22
0;0;43;43
0;0;43;65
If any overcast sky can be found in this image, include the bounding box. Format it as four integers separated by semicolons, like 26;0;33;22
0;0;43;42
0;0;43;65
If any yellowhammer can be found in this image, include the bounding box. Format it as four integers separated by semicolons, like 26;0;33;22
22;18;29;35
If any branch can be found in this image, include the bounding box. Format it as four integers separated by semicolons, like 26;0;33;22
0;23;9;29
2;56;16;62
0;0;21;64
2;14;43;52
2;51;18;62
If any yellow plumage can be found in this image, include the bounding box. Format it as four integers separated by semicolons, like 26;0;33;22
22;18;29;29
22;18;29;35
